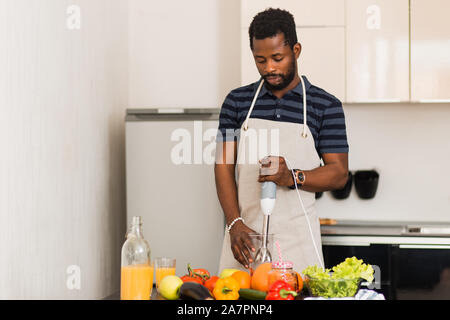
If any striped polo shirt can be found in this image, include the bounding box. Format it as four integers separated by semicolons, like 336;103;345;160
216;76;349;156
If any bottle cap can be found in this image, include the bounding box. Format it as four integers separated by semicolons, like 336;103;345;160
272;260;293;269
132;216;142;225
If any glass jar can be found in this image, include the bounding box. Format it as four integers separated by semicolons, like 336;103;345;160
120;216;153;300
248;233;274;272
268;261;299;292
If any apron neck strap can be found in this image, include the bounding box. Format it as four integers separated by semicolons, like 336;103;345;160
243;79;265;131
299;76;308;138
243;77;308;138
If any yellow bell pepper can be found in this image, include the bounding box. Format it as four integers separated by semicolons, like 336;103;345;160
213;276;240;300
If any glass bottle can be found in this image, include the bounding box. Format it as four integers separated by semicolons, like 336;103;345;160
120;216;153;300
268;261;299;292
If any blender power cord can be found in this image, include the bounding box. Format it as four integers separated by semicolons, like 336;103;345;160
284;158;325;271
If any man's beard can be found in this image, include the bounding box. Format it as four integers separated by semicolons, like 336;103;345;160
263;59;296;91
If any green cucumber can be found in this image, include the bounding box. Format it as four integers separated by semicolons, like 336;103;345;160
238;288;267;300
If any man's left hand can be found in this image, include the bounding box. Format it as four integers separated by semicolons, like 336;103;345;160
258;156;294;187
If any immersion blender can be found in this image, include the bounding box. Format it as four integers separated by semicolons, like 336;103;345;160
254;181;276;264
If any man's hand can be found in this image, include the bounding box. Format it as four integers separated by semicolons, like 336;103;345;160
258;156;294;187
229;221;257;269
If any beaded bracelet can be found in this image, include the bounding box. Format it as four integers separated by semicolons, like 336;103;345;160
227;217;244;233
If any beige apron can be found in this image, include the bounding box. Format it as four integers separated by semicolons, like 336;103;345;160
218;76;324;275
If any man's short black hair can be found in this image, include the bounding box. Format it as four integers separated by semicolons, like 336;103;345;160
248;8;298;51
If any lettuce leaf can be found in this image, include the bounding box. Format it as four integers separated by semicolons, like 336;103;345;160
302;256;374;298
332;257;374;283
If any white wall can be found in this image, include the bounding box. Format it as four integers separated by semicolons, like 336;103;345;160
316;103;450;223
128;0;241;109
0;0;128;299
0;0;241;300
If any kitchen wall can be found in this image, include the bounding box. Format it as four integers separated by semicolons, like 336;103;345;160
0;0;128;299
316;103;450;223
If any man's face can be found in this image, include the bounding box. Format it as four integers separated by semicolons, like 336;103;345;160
251;33;300;91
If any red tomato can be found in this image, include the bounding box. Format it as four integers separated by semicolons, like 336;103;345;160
180;275;203;285
187;264;210;283
192;268;210;282
204;276;219;294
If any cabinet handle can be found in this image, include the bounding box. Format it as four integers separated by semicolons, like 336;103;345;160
418;99;450;103
323;241;370;247
399;244;450;249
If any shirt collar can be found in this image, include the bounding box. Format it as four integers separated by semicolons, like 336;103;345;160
255;75;312;98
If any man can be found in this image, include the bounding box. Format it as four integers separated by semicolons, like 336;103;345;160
215;8;349;273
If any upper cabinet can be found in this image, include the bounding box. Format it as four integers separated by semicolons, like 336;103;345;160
410;0;450;102
346;0;410;103
297;27;346;102
241;0;345;28
241;0;450;103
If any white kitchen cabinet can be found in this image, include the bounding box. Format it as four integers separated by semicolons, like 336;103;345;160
241;0;345;28
241;28;259;86
411;0;450;102
346;0;410;103
297;27;346;102
241;27;346;102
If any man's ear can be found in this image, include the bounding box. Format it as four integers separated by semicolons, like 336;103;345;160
293;42;302;59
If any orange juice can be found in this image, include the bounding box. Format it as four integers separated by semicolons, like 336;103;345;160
121;264;154;300
155;267;176;288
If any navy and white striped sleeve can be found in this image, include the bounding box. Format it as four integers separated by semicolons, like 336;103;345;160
318;100;349;154
216;93;239;142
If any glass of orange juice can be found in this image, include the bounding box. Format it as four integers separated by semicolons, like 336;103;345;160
154;257;176;290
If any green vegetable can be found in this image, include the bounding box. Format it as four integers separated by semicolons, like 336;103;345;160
332;257;374;283
302;257;374;298
238;288;267;300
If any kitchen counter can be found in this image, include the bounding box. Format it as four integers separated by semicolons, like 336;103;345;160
104;286;163;300
321;220;450;246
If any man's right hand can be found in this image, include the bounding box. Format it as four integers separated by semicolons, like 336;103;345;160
229;221;256;269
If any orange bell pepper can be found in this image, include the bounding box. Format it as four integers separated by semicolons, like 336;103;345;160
213;277;240;300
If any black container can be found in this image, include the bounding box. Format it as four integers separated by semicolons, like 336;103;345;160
331;172;353;200
354;170;379;199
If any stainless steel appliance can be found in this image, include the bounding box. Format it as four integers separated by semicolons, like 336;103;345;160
321;220;450;300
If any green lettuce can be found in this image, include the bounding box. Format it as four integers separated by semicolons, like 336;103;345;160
332;257;374;283
302;257;374;298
